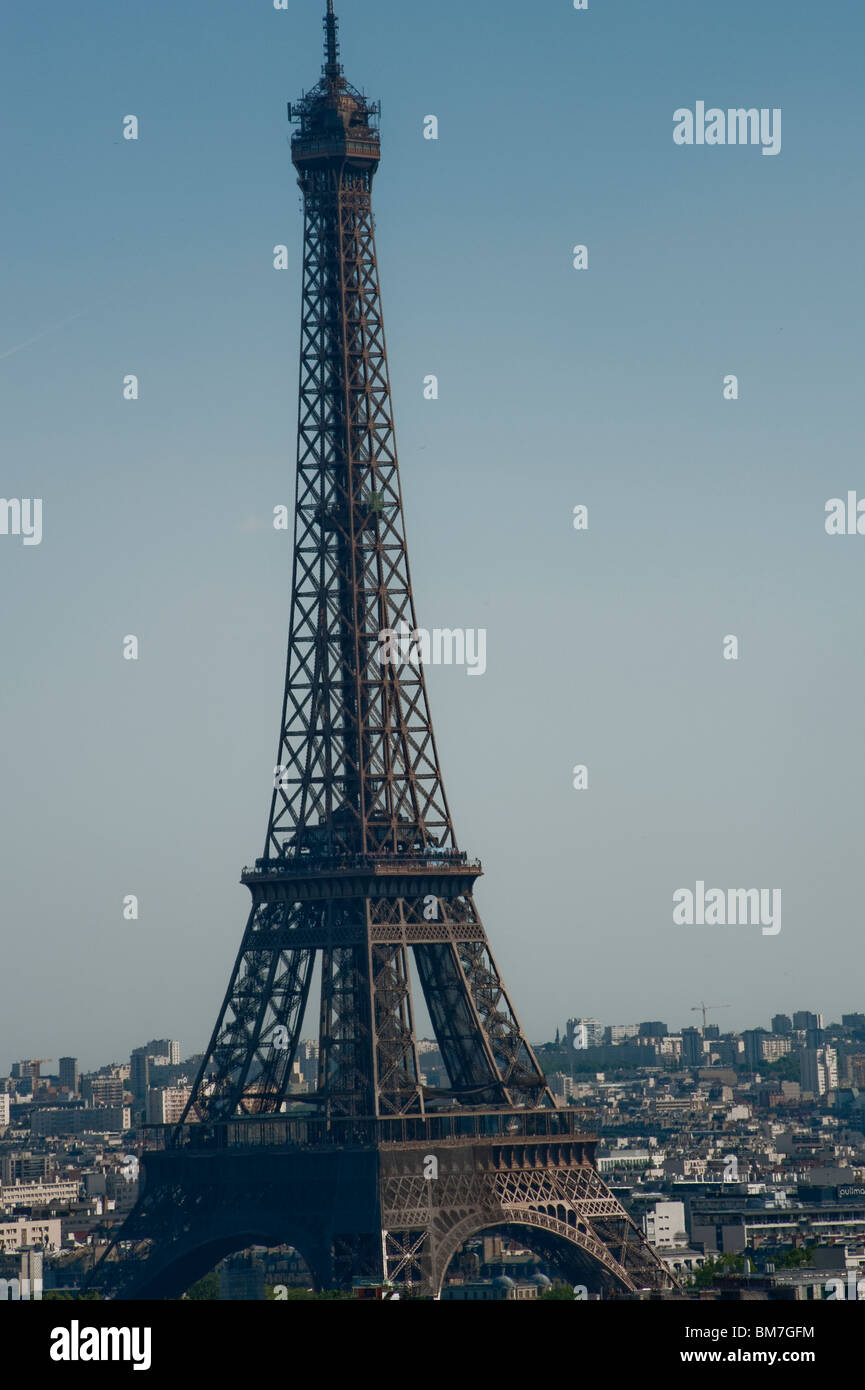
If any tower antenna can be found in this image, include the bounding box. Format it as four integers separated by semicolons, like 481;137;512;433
324;0;341;81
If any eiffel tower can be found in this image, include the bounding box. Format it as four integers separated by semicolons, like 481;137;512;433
92;3;676;1300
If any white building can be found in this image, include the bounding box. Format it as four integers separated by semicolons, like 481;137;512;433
608;1024;639;1043
568;1018;604;1051
146;1087;191;1125
597;1150;654;1174
659;1248;707;1278
548;1072;577;1101
802;1046;839;1096
0;1178;81;1210
0;1217;62;1252
0;1093;9;1128
643;1200;687;1249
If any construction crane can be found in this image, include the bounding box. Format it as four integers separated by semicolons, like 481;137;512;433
691;1003;730;1031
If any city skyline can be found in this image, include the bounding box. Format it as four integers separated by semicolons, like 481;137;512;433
5;1002;860;1078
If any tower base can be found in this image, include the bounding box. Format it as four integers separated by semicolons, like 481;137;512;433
90;1114;676;1299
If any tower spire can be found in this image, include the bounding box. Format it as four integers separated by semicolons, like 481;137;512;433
324;0;341;82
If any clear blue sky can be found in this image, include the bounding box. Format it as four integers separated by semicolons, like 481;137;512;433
1;0;863;1070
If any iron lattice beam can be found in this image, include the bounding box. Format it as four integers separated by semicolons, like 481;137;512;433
92;4;676;1301
181;46;551;1124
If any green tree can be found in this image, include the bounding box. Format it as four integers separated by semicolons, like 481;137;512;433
184;1271;220;1300
761;1055;801;1083
692;1253;745;1288
776;1246;815;1268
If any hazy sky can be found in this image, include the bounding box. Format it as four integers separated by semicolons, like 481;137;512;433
2;0;863;1071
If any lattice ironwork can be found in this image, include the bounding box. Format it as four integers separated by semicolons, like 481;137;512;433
380;1141;678;1295
90;4;674;1302
178;0;550;1127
